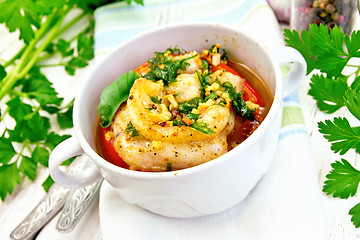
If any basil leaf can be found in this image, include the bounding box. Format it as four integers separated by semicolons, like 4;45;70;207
98;71;139;128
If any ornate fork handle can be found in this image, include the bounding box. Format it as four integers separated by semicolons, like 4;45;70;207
10;157;91;240
10;185;70;240
56;179;103;232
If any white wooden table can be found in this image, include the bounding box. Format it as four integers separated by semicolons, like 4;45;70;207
1;22;360;239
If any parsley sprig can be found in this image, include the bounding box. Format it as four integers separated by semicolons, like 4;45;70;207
0;0;143;201
284;24;360;228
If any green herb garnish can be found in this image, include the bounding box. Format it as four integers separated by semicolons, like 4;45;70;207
125;121;139;137
204;92;217;102
195;70;211;98
209;44;219;54
185;113;200;121
172;116;184;126
202;59;210;72
222;81;255;120
178;97;203;113
190;121;214;135
150;96;162;104
221;48;228;62
144;46;197;86
284;24;360;228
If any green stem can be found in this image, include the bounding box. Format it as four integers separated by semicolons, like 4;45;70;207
4;46;26;68
355;67;360;78
36;24;91;63
0;73;17;99
15;144;27;162
18;11;61;72
61;98;74;110
347;64;360;68
0;107;9;122
36;63;66;68
17;7;71;78
3;11;86;69
25;142;33;153
0;6;77;101
0;12;60;100
10;89;29;99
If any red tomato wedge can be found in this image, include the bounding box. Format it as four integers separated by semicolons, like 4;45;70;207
134;62;150;75
98;125;128;169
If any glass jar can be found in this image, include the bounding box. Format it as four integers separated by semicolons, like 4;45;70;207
290;0;358;34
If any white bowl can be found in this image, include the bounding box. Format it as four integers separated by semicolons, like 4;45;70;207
49;23;306;218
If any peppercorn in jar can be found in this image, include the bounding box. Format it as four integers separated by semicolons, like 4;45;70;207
290;0;357;34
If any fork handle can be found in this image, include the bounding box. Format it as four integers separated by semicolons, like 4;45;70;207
56;179;103;232
10;184;70;240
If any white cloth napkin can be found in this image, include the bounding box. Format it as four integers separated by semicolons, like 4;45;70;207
94;0;328;239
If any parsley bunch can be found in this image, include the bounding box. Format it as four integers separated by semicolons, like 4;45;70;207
0;0;143;201
284;24;360;227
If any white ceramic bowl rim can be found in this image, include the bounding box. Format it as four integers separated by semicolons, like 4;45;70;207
73;22;283;179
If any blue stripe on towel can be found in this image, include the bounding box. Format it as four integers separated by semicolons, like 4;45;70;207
279;127;307;140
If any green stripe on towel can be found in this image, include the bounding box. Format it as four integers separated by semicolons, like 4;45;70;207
281;106;305;127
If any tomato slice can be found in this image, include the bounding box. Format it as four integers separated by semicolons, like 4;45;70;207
100;126;128;169
134;62;150;75
212;63;264;106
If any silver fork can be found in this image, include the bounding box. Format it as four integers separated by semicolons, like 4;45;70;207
10;157;93;240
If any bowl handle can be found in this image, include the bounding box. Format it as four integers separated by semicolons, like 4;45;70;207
49;137;102;189
270;46;307;98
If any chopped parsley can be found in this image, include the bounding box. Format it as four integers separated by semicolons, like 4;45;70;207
185;113;200;121
125;121;139;137
195;70;211;98
171;97;213;134
204;91;217;102
172;117;184;126
201;59;210;72
221;48;228;62
209;44;219;54
178;97;203;113
222;81;255;120
150;96;162;104
190;121;214;135
144;46;198;86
